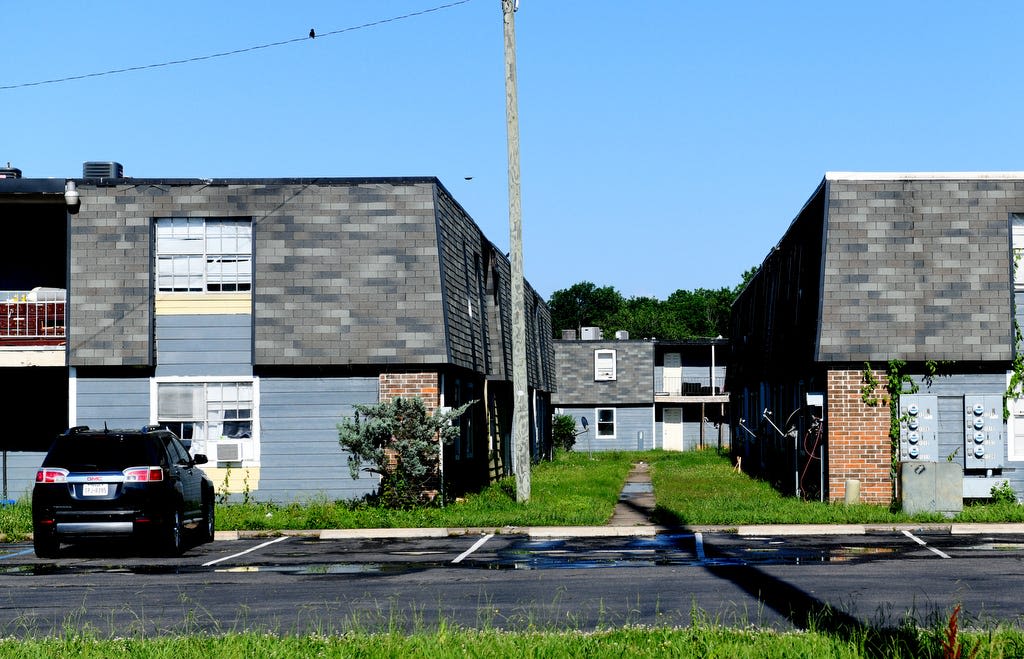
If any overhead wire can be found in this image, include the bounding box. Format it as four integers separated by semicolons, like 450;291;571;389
0;0;475;91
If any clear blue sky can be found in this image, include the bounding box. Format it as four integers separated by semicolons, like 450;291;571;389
4;1;1024;300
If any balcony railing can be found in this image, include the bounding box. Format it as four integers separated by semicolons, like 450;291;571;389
657;374;721;397
0;288;66;343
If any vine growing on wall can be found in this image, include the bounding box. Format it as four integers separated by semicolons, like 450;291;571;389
862;360;920;492
1007;247;1024;418
1005;318;1024;419
860;363;881;407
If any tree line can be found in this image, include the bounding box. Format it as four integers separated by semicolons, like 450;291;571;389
547;268;757;341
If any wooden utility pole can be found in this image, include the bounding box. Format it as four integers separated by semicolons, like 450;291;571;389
502;0;530;502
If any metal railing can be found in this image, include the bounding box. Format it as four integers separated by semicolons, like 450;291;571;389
657;374;719;396
0;289;66;340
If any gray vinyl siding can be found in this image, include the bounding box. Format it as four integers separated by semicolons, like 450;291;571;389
3;452;46;501
75;377;151;429
656;407;732;450
155;314;253;377
914;372;1024;495
557;405;654;452
256;376;380;502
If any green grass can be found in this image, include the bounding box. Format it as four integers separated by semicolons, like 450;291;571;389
647;450;915;526
216;451;633;531
6;449;1024;540
0;624;1020;658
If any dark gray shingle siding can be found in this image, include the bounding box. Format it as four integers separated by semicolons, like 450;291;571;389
818;178;1018;363
553;341;653;405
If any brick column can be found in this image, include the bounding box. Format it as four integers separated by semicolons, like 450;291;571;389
378;372;441;412
826;368;892;504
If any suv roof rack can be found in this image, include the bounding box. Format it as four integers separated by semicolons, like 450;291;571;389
66;426;90;435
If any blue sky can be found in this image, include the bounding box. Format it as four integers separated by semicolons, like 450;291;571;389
4;1;1024;300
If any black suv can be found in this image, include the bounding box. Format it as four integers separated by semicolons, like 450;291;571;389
32;425;215;558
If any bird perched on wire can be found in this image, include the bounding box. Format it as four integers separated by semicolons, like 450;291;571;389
309;28;316;39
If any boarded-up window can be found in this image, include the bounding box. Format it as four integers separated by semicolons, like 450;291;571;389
594;349;616;381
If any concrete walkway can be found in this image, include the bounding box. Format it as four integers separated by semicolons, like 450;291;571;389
607;461;659;527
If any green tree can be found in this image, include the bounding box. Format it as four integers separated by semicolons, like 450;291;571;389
338;396;472;508
664;286;735;337
548;281;624;338
606;296;678;339
552;414;579;453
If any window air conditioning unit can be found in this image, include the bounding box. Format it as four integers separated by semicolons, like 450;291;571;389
82;161;123;178
212;441;243;463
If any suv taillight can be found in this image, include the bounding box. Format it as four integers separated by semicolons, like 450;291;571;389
35;468;68;484
123;467;164;482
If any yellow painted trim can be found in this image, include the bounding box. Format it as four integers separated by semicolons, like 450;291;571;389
155;292;252;315
200;466;260;495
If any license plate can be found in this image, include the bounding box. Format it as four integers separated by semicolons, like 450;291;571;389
82;483;109;496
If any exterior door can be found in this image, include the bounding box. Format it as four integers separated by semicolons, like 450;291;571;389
664;353;681;395
663;408;683;451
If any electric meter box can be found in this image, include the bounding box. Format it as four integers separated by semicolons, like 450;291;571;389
899;394;937;462
963;394;1005;469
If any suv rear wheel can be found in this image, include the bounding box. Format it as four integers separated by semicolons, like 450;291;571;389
161;508;184;556
200;497;215;544
33;530;60;559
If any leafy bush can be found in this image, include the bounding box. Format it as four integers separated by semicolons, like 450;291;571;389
338;396;471;508
991;479;1018;505
552;414;578;453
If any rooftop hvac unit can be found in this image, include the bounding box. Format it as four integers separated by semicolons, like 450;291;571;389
82;161;123;178
561;329;577;340
0;166;22;179
580;326;603;341
615;330;630;340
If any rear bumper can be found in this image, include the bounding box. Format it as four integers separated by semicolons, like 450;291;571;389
55;521;134;535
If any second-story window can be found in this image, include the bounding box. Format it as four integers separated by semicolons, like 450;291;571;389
156;218;252;292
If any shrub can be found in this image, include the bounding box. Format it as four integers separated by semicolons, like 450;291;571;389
552;414;578;453
991;480;1017;505
338;396;471;508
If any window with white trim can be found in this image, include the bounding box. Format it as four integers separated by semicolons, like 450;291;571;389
156;217;252;292
1013;215;1024;290
1009;388;1024;461
596;407;616;438
594;349;616;381
157;381;254;462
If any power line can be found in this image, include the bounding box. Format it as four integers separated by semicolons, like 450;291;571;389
0;0;475;91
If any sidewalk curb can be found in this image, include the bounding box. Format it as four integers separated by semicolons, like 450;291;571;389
210;522;1024;542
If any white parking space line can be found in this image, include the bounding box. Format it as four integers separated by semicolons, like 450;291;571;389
203;535;290;567
694;532;706;562
0;548;34;560
452;533;494;564
901;530;951;559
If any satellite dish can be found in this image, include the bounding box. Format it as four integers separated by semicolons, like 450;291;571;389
580;416;589;429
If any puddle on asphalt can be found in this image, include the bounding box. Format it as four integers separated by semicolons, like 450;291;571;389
1;534;916;575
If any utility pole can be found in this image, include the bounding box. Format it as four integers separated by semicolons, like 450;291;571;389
502;0;530;502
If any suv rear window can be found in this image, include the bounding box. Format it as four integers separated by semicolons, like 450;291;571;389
42;435;162;471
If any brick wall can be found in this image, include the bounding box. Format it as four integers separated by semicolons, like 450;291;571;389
826;368;892;504
378;372;440;412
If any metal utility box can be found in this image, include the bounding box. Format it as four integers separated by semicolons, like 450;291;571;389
963;394;1005;469
901;461;963;515
899;394;937;462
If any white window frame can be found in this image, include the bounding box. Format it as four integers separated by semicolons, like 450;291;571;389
596;407;616;438
156;217;253;292
594;349;617;381
1008;374;1024;461
1013;215;1024;290
152;376;259;465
